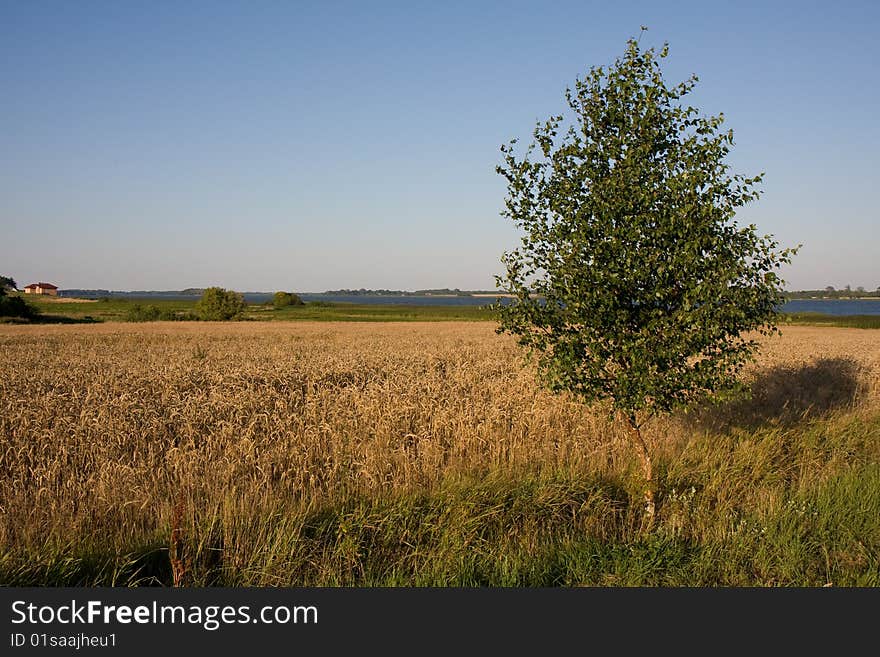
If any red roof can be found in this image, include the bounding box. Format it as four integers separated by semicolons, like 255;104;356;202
24;282;58;289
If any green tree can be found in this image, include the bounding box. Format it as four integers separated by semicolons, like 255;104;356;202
0;276;37;319
272;291;304;309
195;287;246;321
0;276;16;293
494;32;796;519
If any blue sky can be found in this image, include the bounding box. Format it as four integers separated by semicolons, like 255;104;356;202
1;1;877;292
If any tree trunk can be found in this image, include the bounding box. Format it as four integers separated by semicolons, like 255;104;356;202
624;414;655;522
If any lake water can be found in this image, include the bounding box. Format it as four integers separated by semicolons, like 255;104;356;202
277;295;880;315
295;294;496;306
780;299;880;316
300;296;880;315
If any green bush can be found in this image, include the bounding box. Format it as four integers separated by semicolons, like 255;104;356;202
273;291;304;309
125;304;161;322
0;276;16;293
195;287;246;321
125;304;200;322
0;294;38;319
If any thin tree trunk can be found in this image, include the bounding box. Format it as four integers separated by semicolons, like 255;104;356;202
624;414;655;522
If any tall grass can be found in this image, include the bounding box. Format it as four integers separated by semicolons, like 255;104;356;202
0;323;877;585
783;313;880;329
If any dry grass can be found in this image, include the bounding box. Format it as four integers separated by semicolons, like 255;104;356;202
29;296;99;303
1;322;878;585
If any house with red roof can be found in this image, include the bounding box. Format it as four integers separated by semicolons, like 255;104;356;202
23;282;59;296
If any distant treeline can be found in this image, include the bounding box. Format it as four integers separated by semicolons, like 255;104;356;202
324;288;479;296
62;288;207;297
786;288;880;299
60;287;880;301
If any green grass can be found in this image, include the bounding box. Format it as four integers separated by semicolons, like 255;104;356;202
19;296;496;323
251;302;494;322
782;313;880;329
14;295;879;326
4;410;878;586
21;296;198;323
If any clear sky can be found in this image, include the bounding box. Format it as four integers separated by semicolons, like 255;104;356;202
1;1;877;292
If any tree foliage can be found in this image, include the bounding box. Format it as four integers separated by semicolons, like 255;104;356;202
0;276;37;319
0;276;16;293
496;38;797;431
195;287;246;321
273;291;304;309
495;34;797;516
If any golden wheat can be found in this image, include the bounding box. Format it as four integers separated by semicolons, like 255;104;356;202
1;321;878;563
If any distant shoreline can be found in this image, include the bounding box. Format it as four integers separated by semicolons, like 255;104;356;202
784;297;880;301
56;289;880;302
59;289;516;299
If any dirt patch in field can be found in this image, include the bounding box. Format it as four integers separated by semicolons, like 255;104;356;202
36;296;98;303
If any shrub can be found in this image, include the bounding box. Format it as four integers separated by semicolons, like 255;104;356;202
125;304;161;322
195;287;246;321
125;304;200;322
0;294;38;319
273;291;304;309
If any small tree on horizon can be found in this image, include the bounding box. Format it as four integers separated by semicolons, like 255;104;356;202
272;291;304;309
494;32;797;520
195;287;246;321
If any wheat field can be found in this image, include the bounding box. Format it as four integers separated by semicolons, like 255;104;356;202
1;322;878;585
